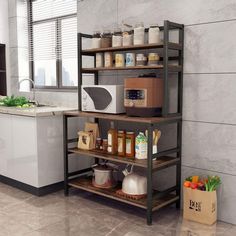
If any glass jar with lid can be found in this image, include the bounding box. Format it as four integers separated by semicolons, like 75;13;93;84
101;29;112;48
122;25;133;46
112;27;122;47
148;24;160;44
133;22;145;45
118;130;126;156
91;30;101;49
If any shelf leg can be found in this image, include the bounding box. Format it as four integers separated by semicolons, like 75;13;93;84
146;124;153;225
63;114;69;196
176;121;182;208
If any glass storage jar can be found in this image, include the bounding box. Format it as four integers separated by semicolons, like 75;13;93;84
133;22;145;45
101;30;112;48
148;24;160;44
91;31;101;49
112;28;122;47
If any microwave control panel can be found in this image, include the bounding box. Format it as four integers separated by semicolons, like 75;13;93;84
124;89;147;107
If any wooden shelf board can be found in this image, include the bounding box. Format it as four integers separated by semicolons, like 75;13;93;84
82;42;182;54
64;111;181;124
81;65;182;73
68;177;179;210
68;148;180;169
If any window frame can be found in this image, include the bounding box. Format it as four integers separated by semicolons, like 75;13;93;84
28;0;78;90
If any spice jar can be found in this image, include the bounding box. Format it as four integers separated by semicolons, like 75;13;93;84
95;138;102;150
112;27;122;47
96;53;103;68
122;28;133;46
102;139;108;152
118;130;126;156
133;22;145;45
148;24;160;44
91;31;101;49
136;53;147;66
126;132;135;158
148;53;160;65
104;52;113;67
101;30;112;48
115;53;125;67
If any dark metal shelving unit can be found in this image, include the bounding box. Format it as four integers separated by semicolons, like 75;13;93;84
0;44;7;96
63;20;184;225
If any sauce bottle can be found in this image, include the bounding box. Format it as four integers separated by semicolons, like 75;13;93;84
118;130;126;156
126;131;135;158
107;122;118;154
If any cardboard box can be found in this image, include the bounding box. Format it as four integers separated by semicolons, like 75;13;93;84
183;187;217;225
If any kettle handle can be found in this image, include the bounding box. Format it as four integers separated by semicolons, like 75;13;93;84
123;164;134;176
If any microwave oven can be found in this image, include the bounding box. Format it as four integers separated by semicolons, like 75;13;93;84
81;85;125;114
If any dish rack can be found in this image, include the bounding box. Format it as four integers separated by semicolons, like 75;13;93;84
63;20;184;225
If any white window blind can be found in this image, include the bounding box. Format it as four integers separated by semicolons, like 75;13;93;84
28;0;78;88
32;0;77;21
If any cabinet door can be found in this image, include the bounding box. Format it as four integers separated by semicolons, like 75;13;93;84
0;114;12;175
10;116;38;186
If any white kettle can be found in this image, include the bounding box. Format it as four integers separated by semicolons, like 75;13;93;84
122;164;147;195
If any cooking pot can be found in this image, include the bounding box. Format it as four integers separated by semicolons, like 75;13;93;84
122;164;147;195
92;163;117;189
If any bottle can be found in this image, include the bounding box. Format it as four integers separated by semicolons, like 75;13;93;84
126;131;135;158
118;130;126;156
107;122;118;154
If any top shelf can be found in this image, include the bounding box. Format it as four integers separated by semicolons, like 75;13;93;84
82;42;183;55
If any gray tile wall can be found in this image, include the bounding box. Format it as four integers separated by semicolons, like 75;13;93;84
77;0;236;224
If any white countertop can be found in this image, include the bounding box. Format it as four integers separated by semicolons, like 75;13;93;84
0;105;77;117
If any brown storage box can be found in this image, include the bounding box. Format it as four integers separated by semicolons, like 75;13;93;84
183;187;217;225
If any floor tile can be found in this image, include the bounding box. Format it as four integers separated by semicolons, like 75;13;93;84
0;183;234;236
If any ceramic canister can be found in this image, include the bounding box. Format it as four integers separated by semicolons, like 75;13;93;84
126;53;135;67
115;53;125;67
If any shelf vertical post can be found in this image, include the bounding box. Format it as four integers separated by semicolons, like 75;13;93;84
178;26;184;114
63;114;69;196
176;120;182;208
78;33;82;111
147;124;153;225
163;20;170;117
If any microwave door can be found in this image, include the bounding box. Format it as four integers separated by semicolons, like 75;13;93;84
84;87;112;110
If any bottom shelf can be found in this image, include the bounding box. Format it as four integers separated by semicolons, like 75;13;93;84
68;177;179;212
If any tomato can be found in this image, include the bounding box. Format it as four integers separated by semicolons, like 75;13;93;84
184;181;191;188
190;182;198;189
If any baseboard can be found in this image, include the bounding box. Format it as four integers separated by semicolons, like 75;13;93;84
0;175;63;196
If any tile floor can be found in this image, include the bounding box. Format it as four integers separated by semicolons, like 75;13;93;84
0;182;235;236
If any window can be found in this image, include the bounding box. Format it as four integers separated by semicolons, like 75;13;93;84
28;0;78;89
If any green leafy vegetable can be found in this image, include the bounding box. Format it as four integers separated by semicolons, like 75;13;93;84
205;175;221;192
0;95;30;107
